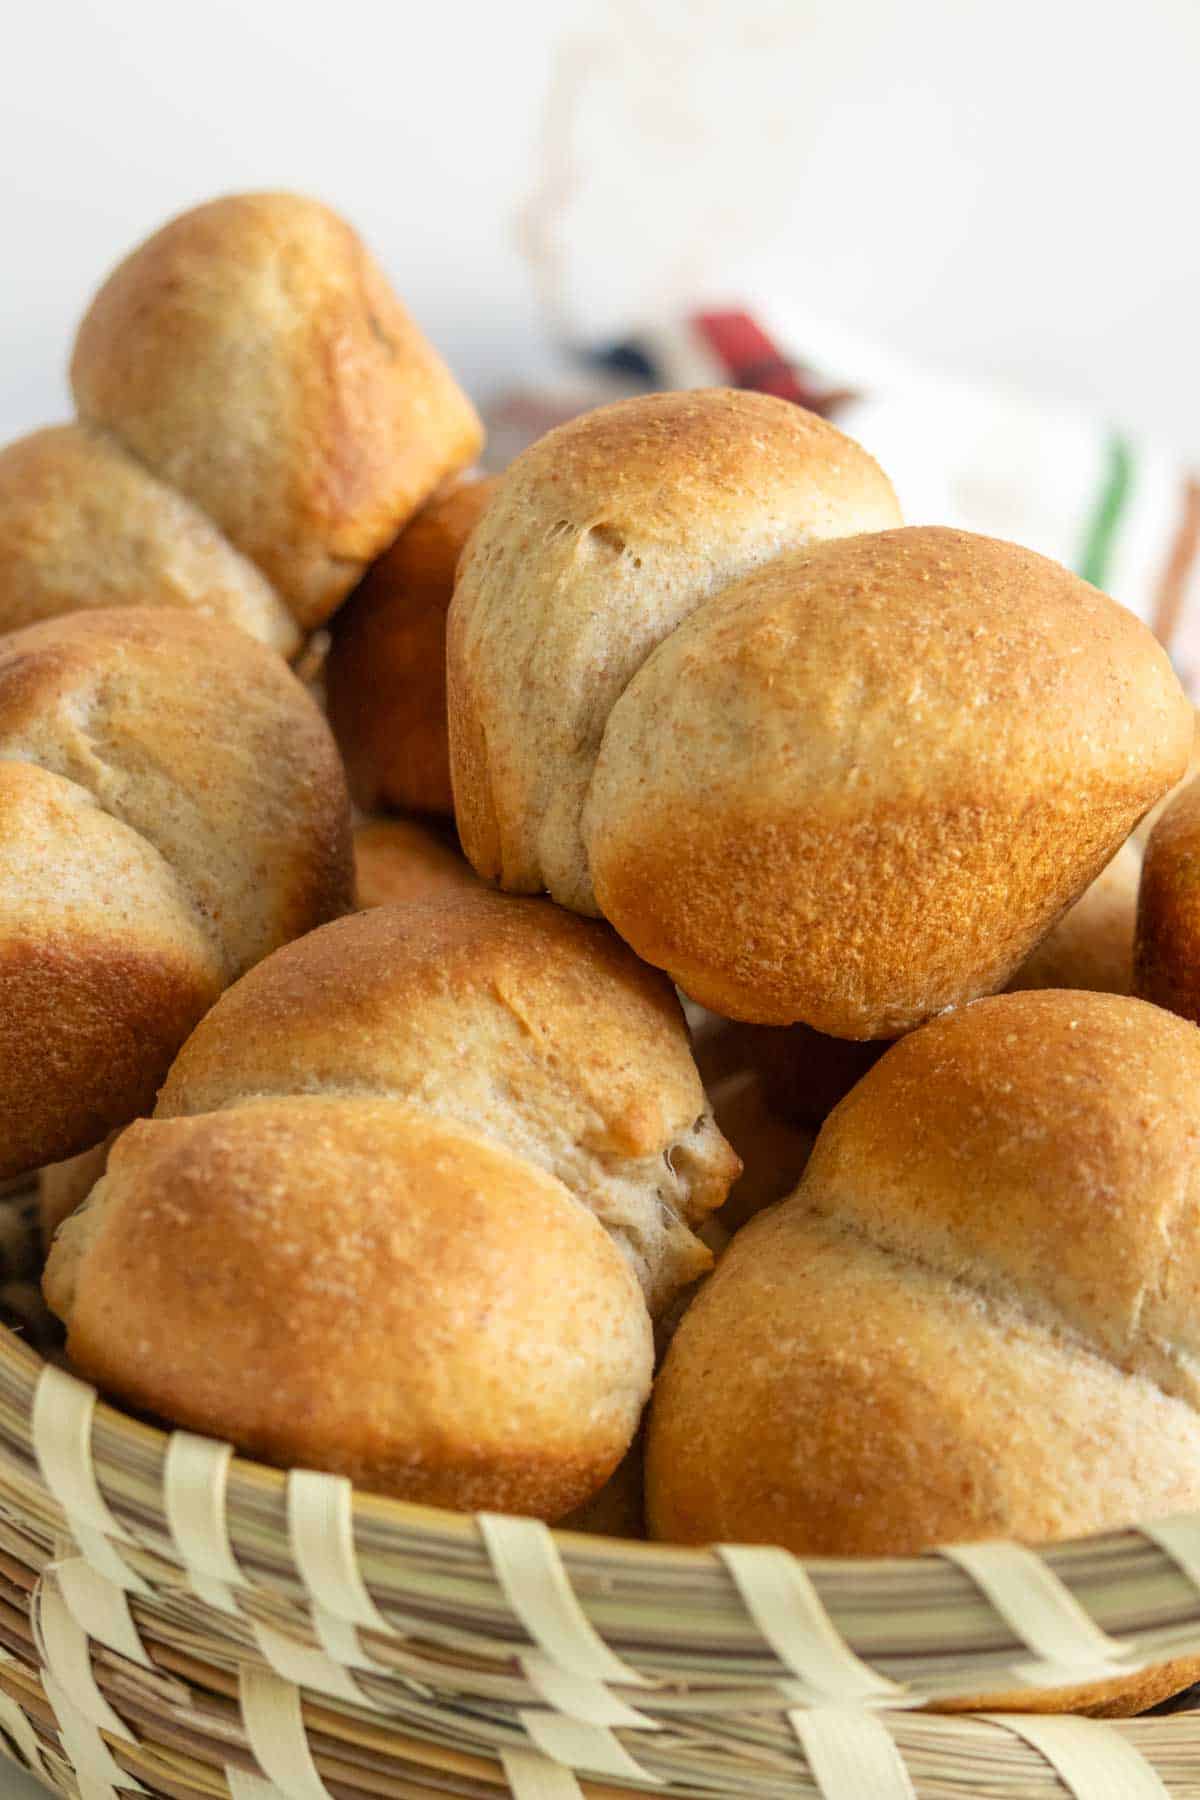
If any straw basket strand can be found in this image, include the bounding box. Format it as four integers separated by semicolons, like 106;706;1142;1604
2;1193;1200;1797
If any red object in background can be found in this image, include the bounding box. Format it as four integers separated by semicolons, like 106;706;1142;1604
691;310;857;416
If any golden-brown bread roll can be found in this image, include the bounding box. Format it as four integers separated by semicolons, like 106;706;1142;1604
0;425;299;654
588;529;1188;1032
692;838;1143;1154
449;389;901;914
328;476;499;813
153;891;738;1314
450;394;1186;1032
1008;837;1141;996
45;1098;652;1518
0;607;352;1177
353;815;478;909
649;990;1200;1559
1136;777;1200;1020
71;193;484;629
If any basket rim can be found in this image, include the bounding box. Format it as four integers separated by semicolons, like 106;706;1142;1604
0;1313;1192;1584
11;1314;1200;1730
0;1319;733;1571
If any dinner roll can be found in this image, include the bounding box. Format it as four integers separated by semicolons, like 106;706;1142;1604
1136;778;1200;1021
154;891;739;1314
45;1098;652;1518
0;425;299;654
648;990;1200;1561
328;475;499;813
0;607;352;1177
587;528;1188;1032
72;193;483;628
448;389;901;913
353;816;478;909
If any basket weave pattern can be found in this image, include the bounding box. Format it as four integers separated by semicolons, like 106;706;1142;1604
1;1195;1200;1798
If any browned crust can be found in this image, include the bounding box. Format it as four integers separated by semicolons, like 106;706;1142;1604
71;193;484;626
445;585;506;876
596;790;1143;1034
1136;777;1200;1020
0;932;218;1180
328;476;499;814
1008;837;1141;997
0;607;353;1173
937;1657;1200;1718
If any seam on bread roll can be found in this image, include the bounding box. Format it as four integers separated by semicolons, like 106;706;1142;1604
448;389;902;913
803;1206;1200;1415
4;693;231;976
152;893;739;1313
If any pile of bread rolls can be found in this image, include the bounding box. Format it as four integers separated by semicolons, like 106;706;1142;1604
11;189;1200;1711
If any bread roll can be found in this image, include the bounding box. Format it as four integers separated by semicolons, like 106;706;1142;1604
328;476;499;813
1136;778;1200;1021
1009;837;1141;996
0;607;352;1176
649;991;1200;1574
448;390;901;913
587;528;1188;1032
154;891;738;1314
45;1098;652;1518
72;194;483;628
353;816;478;910
0;425;299;654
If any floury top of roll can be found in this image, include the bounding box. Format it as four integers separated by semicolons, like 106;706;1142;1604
447;389;1191;1037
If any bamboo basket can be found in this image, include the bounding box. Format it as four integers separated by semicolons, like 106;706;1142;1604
3;1188;1200;1799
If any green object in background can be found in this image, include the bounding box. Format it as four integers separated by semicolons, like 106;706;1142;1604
1079;435;1133;589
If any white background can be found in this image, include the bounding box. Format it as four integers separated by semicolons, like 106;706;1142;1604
1;4;1199;1793
3;0;1200;455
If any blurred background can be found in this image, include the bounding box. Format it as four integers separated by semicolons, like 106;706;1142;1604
3;0;1199;453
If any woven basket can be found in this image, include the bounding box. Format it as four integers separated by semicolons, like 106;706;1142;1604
3;1189;1200;1799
